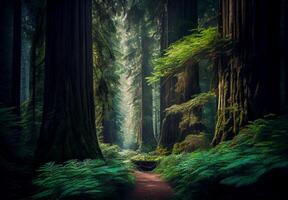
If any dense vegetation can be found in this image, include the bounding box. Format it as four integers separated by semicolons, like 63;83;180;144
32;160;134;200
0;0;287;200
156;115;288;200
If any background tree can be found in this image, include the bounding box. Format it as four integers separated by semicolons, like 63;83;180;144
124;0;161;151
92;0;124;146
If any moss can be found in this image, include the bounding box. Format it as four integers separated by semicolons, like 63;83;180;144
172;133;210;154
155;146;170;156
130;153;162;163
166;91;215;116
165;91;215;132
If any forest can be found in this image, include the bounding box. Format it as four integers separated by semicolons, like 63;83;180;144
0;0;288;200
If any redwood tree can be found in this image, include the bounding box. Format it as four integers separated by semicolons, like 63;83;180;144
213;0;288;145
0;0;21;115
159;0;199;149
34;0;102;164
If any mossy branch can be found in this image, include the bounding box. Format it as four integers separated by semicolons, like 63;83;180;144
147;27;232;84
165;91;216;116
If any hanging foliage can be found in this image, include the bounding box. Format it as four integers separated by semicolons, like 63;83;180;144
148;27;231;84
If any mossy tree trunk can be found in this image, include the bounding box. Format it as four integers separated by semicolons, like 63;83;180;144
213;0;287;145
159;0;199;149
34;0;102;164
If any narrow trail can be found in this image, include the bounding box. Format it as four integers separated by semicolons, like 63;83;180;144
126;170;174;200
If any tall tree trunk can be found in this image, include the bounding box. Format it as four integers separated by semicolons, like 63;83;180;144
0;0;14;106
11;0;21;115
34;0;102;164
159;0;199;149
25;4;46;148
0;0;22;161
0;0;21;115
213;0;284;145
102;105;116;144
280;0;288;112
139;25;156;151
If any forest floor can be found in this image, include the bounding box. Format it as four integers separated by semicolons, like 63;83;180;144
125;170;174;200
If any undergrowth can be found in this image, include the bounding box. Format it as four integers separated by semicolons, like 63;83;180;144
130;153;162;162
31;159;135;200
155;115;288;200
0;104;21;164
100;143;122;160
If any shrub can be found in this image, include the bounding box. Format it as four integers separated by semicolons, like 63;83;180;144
172;133;210;154
99;143;122;160
118;149;139;160
131;153;162;163
155;146;170;156
31;159;135;200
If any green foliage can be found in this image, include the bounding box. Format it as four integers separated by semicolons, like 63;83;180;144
19;101;44;158
131;153;162;163
172;133;210;154
166;91;215;116
118;149;139;160
155;115;288;200
32;159;135;200
100;143;122;160
155;146;170;156
148;27;230;84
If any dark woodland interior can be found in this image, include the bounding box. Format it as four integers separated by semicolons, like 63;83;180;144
0;0;288;200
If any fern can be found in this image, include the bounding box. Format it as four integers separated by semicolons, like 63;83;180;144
148;27;231;84
32;159;135;200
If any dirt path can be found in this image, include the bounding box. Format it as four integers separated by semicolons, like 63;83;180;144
126;170;174;200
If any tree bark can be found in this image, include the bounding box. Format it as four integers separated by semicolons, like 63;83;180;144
11;0;21;115
213;0;285;145
280;0;288;112
0;0;21;115
0;0;14;106
159;0;199;149
34;0;102;164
